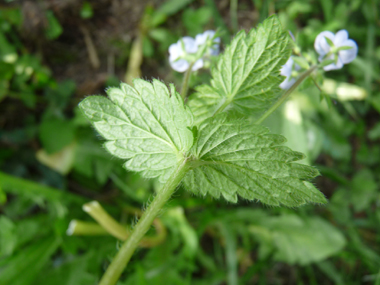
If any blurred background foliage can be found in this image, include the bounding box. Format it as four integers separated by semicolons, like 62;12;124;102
0;0;379;284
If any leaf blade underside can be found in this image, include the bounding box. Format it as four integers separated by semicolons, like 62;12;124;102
79;79;194;182
184;114;326;206
187;15;291;125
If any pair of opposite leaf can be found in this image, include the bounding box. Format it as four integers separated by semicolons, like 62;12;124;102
80;16;327;207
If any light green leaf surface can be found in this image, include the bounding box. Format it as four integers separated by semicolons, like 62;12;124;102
79;79;194;182
251;215;346;265
184;114;326;206
187;15;291;125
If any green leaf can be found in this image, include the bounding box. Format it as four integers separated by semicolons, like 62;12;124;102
0;185;6;205
80;2;93;19
368;122;380;140
251;215;346;265
184;114;326;206
79;79;194;182
45;11;63;40
324;36;334;47
319;58;335;67
183;7;213;35
0;216;16;257
337;45;354;51
0;236;61;285
157;0;193;16
292;56;310;69
39;117;76;154
187;15;291;125
34;252;97;285
351;169;377;212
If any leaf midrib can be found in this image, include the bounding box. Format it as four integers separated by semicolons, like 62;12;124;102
113;93;180;153
225;29;273;103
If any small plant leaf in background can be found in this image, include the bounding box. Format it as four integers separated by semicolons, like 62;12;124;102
184;114;326;206
80;2;94;19
0;216;16;257
36;142;76;175
250;214;346;265
187;15;291;125
0;236;61;285
183;7;213;35
156;0;194;16
39;118;76;154
45;11;63;40
79;80;194;182
351;169;377;212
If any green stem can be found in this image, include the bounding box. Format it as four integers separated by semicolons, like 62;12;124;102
0;171;85;204
66;220;108;236
230;0;238;33
99;158;190;285
311;76;322;93
181;63;194;100
83;201;130;240
254;65;317;125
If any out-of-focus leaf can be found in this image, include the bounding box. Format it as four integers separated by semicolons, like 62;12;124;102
281;100;309;164
0;236;61;285
149;28;171;43
218;223;238;285
36;142;76;175
34;252;97;285
0;216;16;257
286;1;312;19
0;31;16;61
369;122;380;140
73;129;112;178
44;80;76;110
0;171;84;204
250;215;346;265
80;2;93;19
183;7;213;35
45;11;63;40
166;207;198;258
142;36;154;57
316;261;345;285
328;188;351;224
157;0;193;16
0;185;6;204
93;156;114;185
322;79;367;101
292;56;310;69
351;168;377;212
0;215;53;259
39;118;76;154
0;79;9;101
148;28;176;51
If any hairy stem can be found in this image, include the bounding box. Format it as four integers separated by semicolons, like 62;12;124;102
181;63;194;100
254;65;317;125
99;158;190;285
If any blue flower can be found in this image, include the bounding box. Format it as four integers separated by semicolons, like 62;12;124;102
314;30;358;71
168;31;220;73
280;57;300;90
195;30;220;56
